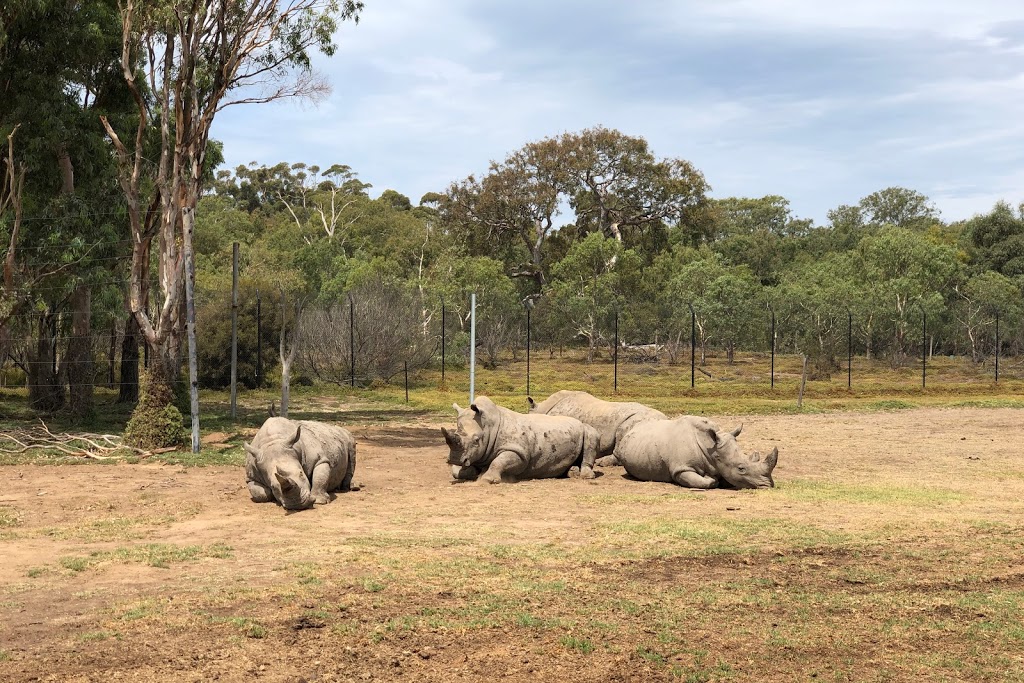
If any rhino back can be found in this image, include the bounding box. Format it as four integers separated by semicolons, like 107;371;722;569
615;418;709;483
540;392;666;455
496;410;586;478
296;420;356;480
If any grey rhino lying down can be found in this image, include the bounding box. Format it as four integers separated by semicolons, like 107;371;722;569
441;396;599;484
527;390;667;467
245;417;357;509
614;416;777;489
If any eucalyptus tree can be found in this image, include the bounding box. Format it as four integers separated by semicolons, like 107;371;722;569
561;126;709;252
0;0;128;415
101;0;362;446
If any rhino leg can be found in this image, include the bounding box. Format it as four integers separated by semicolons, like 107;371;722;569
339;447;356;493
479;451;524;484
309;462;333;505
247;480;275;503
595;455;620;468
671;470;719;489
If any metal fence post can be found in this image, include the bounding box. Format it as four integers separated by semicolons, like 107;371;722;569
847;310;852;390
921;309;927;389
255;288;262;388
441;300;446;384
469;293;476;404
613;310;619;394
995;311;1000;383
688;303;695;389
405;361;409;403
526;303;531;396
349;294;355;388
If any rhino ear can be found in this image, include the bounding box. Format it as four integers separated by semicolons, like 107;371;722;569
527;397;536;409
268;401;277;417
287;425;302;448
764;447;779;471
730;424;743;438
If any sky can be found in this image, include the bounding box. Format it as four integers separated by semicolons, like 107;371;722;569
213;0;1024;226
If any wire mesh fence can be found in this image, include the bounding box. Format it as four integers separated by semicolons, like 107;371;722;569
2;288;1022;417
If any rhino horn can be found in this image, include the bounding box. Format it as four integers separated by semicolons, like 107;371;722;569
730;424;743;438
441;427;462;450
275;466;297;492
286;424;302;448
764;447;779;471
243;442;259;458
452;403;462;414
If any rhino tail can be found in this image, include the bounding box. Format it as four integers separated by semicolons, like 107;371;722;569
340;442;357;492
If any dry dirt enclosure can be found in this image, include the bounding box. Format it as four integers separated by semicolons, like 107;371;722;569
1;408;1024;682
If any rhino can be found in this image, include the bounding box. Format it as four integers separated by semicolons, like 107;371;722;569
441;395;599;484
244;417;357;509
613;416;777;489
527;390;667;466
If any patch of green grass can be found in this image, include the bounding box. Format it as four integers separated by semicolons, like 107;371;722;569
636;646;667;664
212;616;268;639
25;566;47;578
0;507;21;528
78;630;117;642
155;446;246;467
120;600;162;621
361;578;386;593
0;649;10;662
560;635;595;654
865;399;918;410
778;479;965;506
56;542;232;573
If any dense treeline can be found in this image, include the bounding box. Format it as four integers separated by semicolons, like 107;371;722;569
2;2;1024;433
189;134;1024;386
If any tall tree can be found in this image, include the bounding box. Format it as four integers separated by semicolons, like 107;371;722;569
102;0;362;446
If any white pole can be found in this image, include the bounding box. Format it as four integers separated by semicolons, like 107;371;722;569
469;292;476;404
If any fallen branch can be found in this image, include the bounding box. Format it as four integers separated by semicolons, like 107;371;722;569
0;421;156;459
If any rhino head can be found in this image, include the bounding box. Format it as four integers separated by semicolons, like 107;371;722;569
244;424;313;510
705;423;777;489
441;401;489;468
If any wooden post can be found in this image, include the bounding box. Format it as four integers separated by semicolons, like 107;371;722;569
349;294;355;388
441;300;446;384
921;310;926;390
229;242;239;420
405;360;409;403
526;305;531;397
995;312;1000;383
184;207;201;453
798;354;808;410
613;310;619;394
688;303;695;389
847;310;852;390
255;288;262;388
770;307;775;390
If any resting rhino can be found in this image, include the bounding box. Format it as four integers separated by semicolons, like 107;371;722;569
441;395;599;484
613;416;777;489
244;417;357;509
527;390;667;466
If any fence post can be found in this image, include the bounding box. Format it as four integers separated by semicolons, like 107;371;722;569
184;207;201;453
255;288;262;388
441;299;446;385
688;303;695;389
995;312;1000;383
469;292;476;404
405;360;409;403
525;303;531;397
613;310;619;394
349;294;355;388
230;241;239;420
769;305;775;389
847;310;852;390
921;309;927;389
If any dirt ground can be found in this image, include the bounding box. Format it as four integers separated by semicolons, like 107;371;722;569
1;407;1023;682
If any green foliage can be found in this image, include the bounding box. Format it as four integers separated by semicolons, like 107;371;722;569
122;370;187;450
